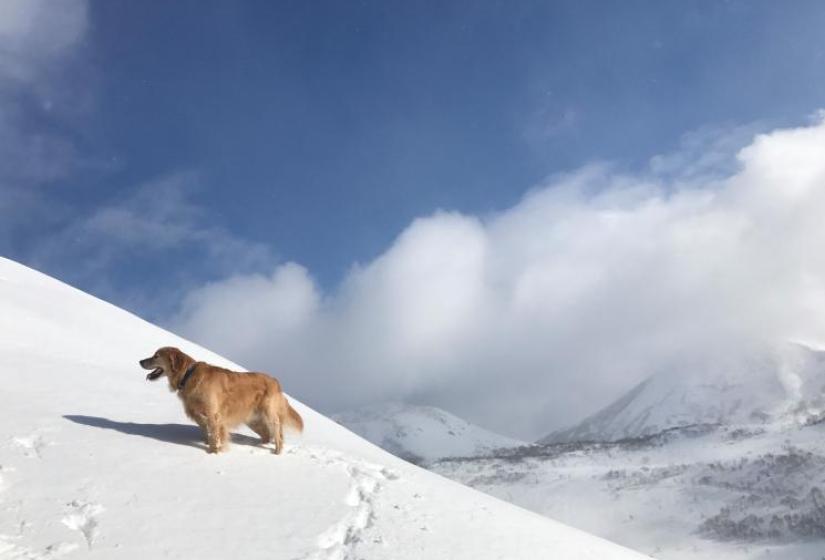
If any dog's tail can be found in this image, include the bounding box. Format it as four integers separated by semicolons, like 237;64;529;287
284;400;304;433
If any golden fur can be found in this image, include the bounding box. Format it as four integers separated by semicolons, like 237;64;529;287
139;347;303;454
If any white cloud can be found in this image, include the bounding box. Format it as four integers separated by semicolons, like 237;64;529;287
176;264;320;360
170;116;825;440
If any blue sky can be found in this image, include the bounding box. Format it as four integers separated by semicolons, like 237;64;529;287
4;0;825;317
5;1;825;433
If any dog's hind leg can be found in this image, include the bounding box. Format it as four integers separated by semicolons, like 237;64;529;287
247;418;271;445
263;411;283;454
271;416;283;454
276;421;284;454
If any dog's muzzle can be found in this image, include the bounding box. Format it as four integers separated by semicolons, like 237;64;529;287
139;358;164;381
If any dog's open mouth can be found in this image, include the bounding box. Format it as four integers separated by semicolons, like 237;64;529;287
146;368;163;381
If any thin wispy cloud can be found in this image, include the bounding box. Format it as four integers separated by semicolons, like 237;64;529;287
0;0;87;84
0;0;90;240
0;4;270;320
172;117;825;439
29;172;274;318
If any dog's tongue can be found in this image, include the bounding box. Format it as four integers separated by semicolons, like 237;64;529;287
146;368;163;381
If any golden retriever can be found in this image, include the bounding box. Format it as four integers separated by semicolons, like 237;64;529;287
139;347;303;454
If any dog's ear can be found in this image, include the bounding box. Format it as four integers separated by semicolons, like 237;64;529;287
168;348;185;373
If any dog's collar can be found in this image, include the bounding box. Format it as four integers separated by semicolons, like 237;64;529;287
178;362;200;392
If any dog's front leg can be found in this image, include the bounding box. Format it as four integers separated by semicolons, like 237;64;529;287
198;421;209;446
205;414;222;454
186;407;209;445
187;407;209;444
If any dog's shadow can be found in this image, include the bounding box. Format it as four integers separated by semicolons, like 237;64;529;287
63;415;263;451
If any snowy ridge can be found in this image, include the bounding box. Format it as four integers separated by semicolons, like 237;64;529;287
333;402;524;463
541;344;825;444
0;256;646;560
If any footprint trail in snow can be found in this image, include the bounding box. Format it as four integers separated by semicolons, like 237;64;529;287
293;446;397;560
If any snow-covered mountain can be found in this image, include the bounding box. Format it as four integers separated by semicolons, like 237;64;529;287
541;344;825;444
423;345;825;559
0;257;646;560
332;402;524;463
433;422;825;560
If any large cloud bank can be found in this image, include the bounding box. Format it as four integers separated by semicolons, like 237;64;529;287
172;118;825;438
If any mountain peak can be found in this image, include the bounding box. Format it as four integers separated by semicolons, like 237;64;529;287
541;343;825;444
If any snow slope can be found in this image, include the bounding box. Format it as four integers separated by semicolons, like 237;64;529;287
332;402;524;463
0;257;647;560
541;345;825;443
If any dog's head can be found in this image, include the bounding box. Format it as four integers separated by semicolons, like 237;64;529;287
139;347;188;383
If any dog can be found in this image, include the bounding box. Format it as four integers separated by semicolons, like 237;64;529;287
139;346;303;454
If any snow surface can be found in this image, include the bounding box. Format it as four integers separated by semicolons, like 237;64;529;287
332;402;524;463
541;345;825;444
0;257;647;560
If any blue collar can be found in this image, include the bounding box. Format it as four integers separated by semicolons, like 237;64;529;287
178;362;200;392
